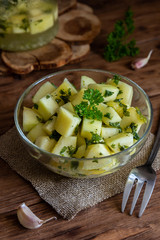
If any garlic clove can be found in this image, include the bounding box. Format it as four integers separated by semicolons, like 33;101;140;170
17;203;57;229
131;49;153;69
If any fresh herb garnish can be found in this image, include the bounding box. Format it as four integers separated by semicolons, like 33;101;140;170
104;90;114;97
20;18;29;31
92;159;99;163
60;146;67;155
136;107;147;122
46;94;50;99
83;88;104;105
118;144;128;151
74;89;104;120
59;88;71;103
109;122;122;132
114;99;130;116
130;122;140;140
71;161;79;170
104;9;139;62
86;132;104;145
113;75;122;85
104;112;112;119
33;103;38;110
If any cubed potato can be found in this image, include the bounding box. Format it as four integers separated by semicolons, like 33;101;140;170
98;103;121;126
35;136;56;152
107;79;133;106
71;88;86;106
37;94;59;121
43;116;57;135
107;100;125;117
81;75;96;89
88;83;119;102
105;132;134;153
73;145;86;158
62;102;74;112
10;14;29;33
27;123;47;143
120;107;146;132
55;107;81;136
32;81;56;103
51;78;77;105
81;118;102;140
23;107;42;132
30;13;54;34
101;127;119;139
52;136;77;157
77;131;86;147
84;144;111;158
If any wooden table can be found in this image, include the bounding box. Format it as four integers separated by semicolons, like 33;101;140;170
0;0;160;239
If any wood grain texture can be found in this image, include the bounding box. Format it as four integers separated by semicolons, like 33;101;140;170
0;0;160;239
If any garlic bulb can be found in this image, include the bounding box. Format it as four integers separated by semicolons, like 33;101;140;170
131;50;153;69
17;203;57;229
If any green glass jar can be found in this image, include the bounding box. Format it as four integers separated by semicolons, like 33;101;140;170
0;0;58;51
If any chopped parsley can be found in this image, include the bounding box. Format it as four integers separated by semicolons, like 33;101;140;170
113;75;122;85
104;90;114;97
111;144;116;149
130;122;140;140
46;94;50;99
71;161;79;170
20;18;29;31
118;144;128;151
118;89;123;95
59;88;72;103
60;146;67;155
74;125;79;135
59;145;76;157
33;103;38;110
74;89;104;121
136;107;147;122
104;112;112;119
114;99;130;116
92;159;99;163
86;132;104;145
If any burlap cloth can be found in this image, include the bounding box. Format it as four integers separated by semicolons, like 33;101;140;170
0;126;160;220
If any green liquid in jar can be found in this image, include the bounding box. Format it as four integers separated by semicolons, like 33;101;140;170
0;0;58;51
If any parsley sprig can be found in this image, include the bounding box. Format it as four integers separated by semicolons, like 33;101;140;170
104;9;139;62
74;89;104;120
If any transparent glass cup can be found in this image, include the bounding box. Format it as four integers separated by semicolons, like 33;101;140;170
14;69;153;178
0;0;58;51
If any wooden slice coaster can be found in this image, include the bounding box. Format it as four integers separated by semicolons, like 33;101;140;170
58;0;77;15
70;44;90;64
76;3;94;13
0;54;10;74
56;10;101;44
1;39;72;74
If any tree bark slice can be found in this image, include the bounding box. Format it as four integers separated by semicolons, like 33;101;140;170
1;39;72;74
58;0;77;15
76;3;93;13
70;44;90;64
56;10;101;44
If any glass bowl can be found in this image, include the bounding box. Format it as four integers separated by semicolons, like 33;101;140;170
0;0;58;51
14;69;153;178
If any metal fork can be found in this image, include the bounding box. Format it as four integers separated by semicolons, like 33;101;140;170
121;119;160;217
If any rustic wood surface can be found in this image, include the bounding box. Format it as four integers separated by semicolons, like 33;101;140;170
0;0;160;239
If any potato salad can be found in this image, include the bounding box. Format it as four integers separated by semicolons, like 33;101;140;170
23;75;146;165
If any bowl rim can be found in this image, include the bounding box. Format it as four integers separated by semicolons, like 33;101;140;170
14;68;153;162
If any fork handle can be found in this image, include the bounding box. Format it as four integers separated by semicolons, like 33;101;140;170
146;116;160;166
